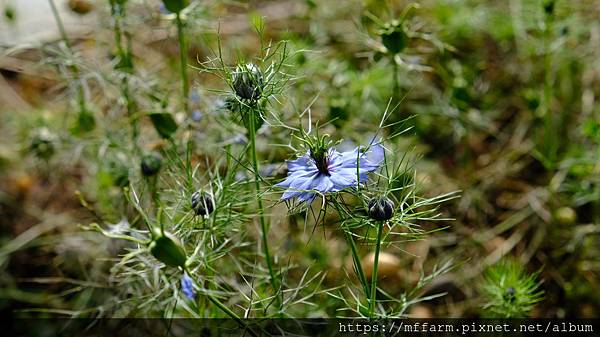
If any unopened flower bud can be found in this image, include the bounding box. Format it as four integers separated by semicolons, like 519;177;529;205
149;231;187;268
4;6;16;23
191;190;214;216
232;63;264;101
29;128;56;160
368;196;395;221
68;0;93;15
543;0;555;15
141;152;162;177
504;286;516;302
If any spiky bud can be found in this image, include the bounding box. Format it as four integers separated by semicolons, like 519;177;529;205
379;21;407;54
140;152;162;177
232;63;264;101
29;128;56;160
504;286;516;303
161;0;188;13
543;0;555;15
368;196;395;221
191;190;214;216
149;231;187;268
480;259;544;318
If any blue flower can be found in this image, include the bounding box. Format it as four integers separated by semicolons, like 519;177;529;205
189;90;201;104
181;274;195;300
276;143;384;203
191;109;203;122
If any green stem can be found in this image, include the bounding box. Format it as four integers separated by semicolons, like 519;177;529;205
368;220;384;318
111;2;138;144
175;12;189;113
392;59;399;104
48;0;87;115
48;0;69;49
123;78;138;143
185;267;261;337
343;228;370;300
149;176;159;211
542;14;556;168
111;4;125;57
205;296;260;337
175;12;193;186
247;108;278;293
390;58;408;130
332;200;370;303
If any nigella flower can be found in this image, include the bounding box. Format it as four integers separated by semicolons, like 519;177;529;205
276;138;384;203
181;274;195;300
191;109;203;122
189;90;201;104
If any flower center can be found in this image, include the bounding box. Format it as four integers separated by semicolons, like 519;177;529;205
310;149;330;176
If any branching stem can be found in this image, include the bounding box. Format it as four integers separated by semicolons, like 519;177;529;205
247;107;279;294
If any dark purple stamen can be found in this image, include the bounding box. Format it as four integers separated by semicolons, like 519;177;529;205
311;150;330;176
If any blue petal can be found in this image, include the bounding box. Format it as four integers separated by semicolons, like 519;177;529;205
275;169;316;188
361;143;384;171
335;147;360;167
329;168;357;190
279;171;319;200
298;192;317;203
276;144;384;203
282;189;303;200
312;174;334;193
286;153;315;173
334;144;384;173
181;274;195;300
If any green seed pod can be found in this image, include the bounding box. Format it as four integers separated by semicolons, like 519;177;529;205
368;196;395;221
543;0;555;15
522;89;540;111
149;231;187;268
162;0;189;14
232;63;264;101
4;6;16;23
379;21;407;54
554;207;577;226
73;108;96;134
141;152;162;177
